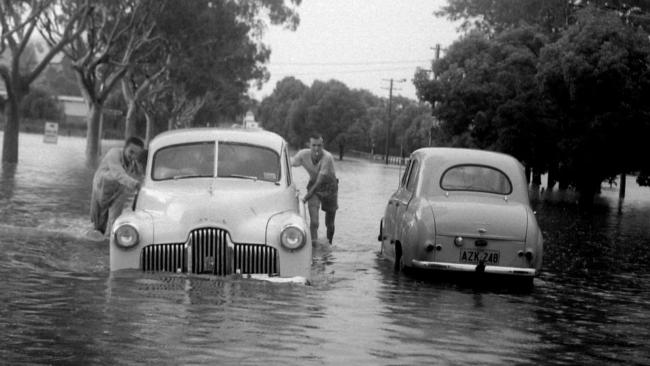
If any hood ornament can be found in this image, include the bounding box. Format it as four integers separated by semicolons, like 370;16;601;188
478;228;487;234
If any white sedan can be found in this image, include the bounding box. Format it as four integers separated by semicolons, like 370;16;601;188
110;128;312;281
379;148;543;284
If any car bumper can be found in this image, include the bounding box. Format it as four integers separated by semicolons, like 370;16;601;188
411;260;536;277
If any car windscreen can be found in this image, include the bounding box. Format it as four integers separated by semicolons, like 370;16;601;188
440;165;512;195
217;142;280;183
152;142;215;180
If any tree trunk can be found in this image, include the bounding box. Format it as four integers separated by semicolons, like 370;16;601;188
86;102;104;165
619;172;626;199
144;111;154;145
1;96;21;163
124;100;138;138
532;171;542;186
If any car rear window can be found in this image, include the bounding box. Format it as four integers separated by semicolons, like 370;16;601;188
152;142;215;180
440;165;512;195
217;142;280;183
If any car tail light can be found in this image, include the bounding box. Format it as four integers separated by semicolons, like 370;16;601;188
525;250;534;261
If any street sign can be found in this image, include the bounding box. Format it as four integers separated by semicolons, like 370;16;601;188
43;122;58;144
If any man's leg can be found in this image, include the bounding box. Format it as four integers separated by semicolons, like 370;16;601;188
325;209;336;244
307;196;320;240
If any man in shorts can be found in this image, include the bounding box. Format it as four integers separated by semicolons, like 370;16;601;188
291;133;339;244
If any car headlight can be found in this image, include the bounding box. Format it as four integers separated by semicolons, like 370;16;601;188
114;224;139;249
280;224;306;250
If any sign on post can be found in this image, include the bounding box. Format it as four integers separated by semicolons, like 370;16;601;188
43;122;59;144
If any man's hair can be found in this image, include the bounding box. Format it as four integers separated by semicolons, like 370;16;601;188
124;136;145;148
308;132;323;140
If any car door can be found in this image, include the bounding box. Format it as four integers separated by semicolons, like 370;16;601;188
383;160;413;259
394;158;420;245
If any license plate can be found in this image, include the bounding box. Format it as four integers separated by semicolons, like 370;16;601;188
459;249;500;265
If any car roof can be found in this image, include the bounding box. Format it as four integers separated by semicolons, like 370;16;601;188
412;147;529;203
148;127;285;153
412;147;522;170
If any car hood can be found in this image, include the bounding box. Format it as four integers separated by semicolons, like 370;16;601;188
138;179;296;244
430;200;528;241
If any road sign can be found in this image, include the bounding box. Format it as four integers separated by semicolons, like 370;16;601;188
44;122;58;144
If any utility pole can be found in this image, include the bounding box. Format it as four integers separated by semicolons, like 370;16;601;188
383;78;406;164
428;43;442;147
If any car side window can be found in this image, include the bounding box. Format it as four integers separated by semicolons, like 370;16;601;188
405;159;419;192
401;160;413;187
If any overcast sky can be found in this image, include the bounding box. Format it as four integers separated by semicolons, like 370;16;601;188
248;0;461;102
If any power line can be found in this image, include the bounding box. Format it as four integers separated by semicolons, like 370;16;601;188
271;59;432;66
270;66;428;77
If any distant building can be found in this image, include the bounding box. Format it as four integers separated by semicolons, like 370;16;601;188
243;111;259;129
57;95;87;126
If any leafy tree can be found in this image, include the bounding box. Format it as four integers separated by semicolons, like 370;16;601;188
437;0;650;35
437;0;574;34
415;26;551;175
0;0;89;163
123;0;301;140
20;87;61;120
41;0;161;163
35;55;81;96
286;80;365;153
258;76;308;139
537;6;650;201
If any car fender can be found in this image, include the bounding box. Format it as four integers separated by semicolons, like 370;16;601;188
110;210;154;270
525;209;544;271
400;200;436;267
266;209;312;278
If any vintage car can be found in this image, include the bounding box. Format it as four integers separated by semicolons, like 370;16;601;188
110;128;312;281
379;148;543;283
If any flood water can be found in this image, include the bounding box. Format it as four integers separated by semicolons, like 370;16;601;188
1;133;649;365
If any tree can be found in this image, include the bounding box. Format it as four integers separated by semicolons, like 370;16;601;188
286;80;365;151
258;76;308;138
537;6;650;201
41;0;164;164
415;26;551;175
122;0;301;140
0;0;88;163
35;55;82;96
437;0;574;34
438;0;650;36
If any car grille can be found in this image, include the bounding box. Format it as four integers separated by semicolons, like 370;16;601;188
140;228;279;276
189;227;231;275
234;244;278;275
141;243;186;272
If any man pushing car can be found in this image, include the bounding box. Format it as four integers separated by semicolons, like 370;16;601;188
291;132;339;245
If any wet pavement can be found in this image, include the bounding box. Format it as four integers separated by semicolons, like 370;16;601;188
1;133;649;365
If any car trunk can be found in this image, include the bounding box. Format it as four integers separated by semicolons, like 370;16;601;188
431;200;528;267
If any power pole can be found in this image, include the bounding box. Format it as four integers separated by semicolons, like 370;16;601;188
383;78;406;164
428;43;442;147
